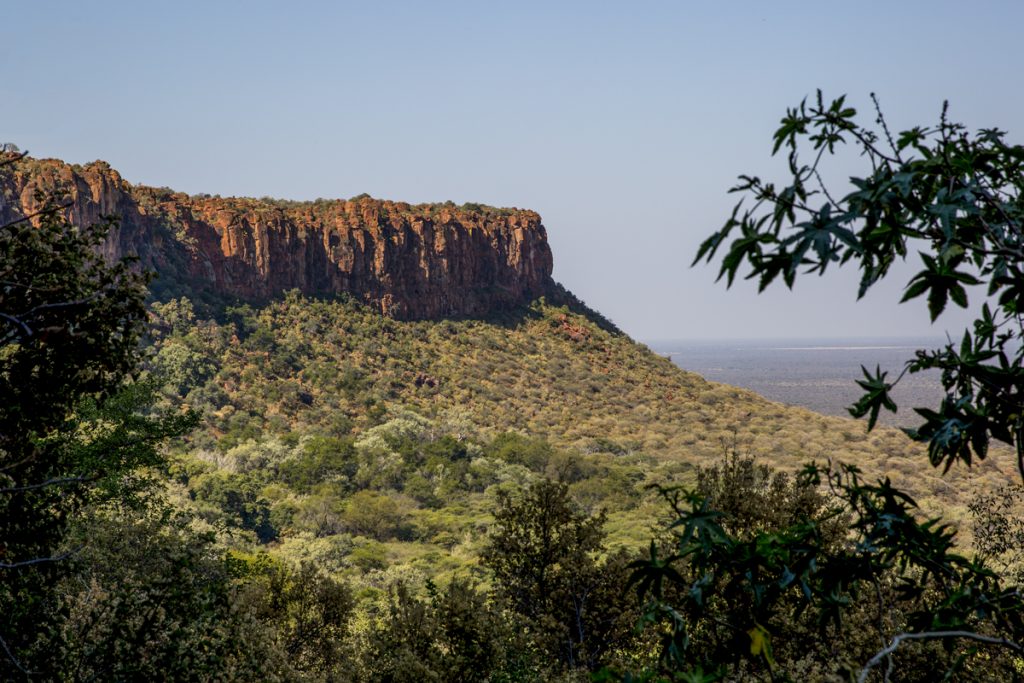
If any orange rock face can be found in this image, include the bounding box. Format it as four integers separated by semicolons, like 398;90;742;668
0;157;554;319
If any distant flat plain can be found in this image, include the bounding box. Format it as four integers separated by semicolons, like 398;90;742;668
645;338;946;428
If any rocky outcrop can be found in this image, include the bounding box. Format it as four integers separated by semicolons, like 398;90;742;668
0;156;554;319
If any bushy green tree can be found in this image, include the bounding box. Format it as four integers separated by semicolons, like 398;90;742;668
234;556;355;680
52;505;290;682
694;448;844;540
190;469;279;542
485;432;556;472
0;170;196;676
340;489;410;540
359;580;528;682
482;479;640;674
278;435;358;493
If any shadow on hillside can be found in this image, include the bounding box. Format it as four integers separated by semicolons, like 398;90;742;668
538;282;622;335
149;269;623;338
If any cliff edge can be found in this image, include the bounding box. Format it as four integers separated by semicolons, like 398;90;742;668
0;156;554;319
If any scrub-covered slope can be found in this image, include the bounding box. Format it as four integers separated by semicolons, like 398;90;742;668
150;294;1010;583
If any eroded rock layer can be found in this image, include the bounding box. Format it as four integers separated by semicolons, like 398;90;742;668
0;157;554;319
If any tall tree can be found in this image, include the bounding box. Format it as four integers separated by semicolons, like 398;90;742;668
0;151;194;677
482;478;638;673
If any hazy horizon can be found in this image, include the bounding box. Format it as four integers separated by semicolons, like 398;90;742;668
641;334;947;344
645;337;945;427
7;1;1021;341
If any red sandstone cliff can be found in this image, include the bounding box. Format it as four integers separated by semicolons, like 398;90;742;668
0;156;554;319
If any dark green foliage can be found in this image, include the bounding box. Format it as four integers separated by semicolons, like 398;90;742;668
694;91;1024;481
486;432;556;472
969;483;1024;585
360;580;529;682
50;506;290;682
152;338;218;396
349;541;388;572
694;449;844;540
278;435;358;493
50;505;356;682
219;411;265;451
234;557;355;679
0;205;146;435
0;183;198;677
339;490;410;540
482;479;642;673
626;456;1024;681
191;470;279;542
362;582;442;681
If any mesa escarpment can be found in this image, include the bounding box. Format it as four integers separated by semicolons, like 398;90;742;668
0;156;554;319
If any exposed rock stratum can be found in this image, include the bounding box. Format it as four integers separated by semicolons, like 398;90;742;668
0;156;554;319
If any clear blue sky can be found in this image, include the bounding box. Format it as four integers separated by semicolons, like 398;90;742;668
6;1;1023;339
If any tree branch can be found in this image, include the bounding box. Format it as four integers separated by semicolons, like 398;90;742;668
0;474;99;494
2;290;114;344
18;291;106;318
858;630;1024;683
0;150;28;168
0;311;31;339
1016;423;1024;487
0;548;78;569
0;632;35;676
870;93;903;165
0;201;72;231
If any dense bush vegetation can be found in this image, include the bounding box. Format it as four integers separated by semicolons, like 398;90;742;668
129;288;1022;680
147;289;1011;569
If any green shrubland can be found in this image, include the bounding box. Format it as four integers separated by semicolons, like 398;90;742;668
149;292;1012;567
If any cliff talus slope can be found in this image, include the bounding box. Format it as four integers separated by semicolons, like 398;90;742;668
0;156;553;318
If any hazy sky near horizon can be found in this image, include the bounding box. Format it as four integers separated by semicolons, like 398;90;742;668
6;1;1023;340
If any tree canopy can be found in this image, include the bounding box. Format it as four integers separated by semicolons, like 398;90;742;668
0;154;196;676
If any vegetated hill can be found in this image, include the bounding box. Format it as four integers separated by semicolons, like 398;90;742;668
149;291;1013;590
9;153;1009;589
0;154;552;318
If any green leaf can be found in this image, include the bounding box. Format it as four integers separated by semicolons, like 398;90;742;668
849;365;898;430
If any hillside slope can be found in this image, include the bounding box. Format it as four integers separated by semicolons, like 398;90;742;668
150;294;1011;585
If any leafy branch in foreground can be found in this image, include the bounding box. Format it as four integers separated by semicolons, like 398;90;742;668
623;457;1024;681
693;91;1024;481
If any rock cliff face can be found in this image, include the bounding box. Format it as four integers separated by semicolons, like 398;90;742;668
0;156;554;319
